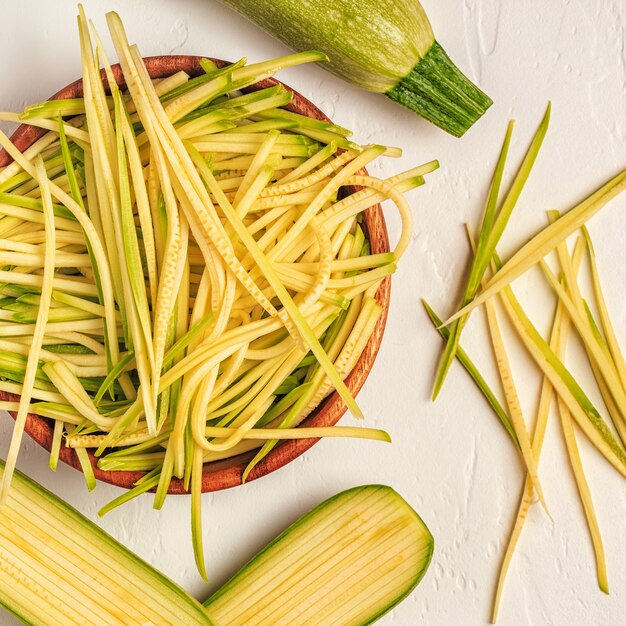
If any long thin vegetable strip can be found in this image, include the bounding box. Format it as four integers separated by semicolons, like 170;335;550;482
67;425;390;448
0;156;56;503
422;301;517;444
435;106;550;399
491;239;584;623
46;121;112;347
190;442;207;581
113;90;157;434
582;226;626;395
444;168;626;327
533;226;608;592
484;299;548;512
149;138;186;426
117;91;159;314
499;284;626;477
77;9;128;350
491;304;561;623
465;226;547;512
555;321;608;594
432;121;514;399
0;112;90;144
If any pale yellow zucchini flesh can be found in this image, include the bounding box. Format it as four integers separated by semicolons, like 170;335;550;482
0;468;433;626
0;461;211;626
204;484;434;626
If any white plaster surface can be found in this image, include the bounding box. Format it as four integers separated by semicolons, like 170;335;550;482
1;1;626;624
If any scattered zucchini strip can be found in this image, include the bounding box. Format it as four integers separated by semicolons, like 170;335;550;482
484;292;547;512
582;226;626;428
66;425;391;448
433;105;550;398
545;221;608;594
490;297;562;623
555;366;608;594
444;167;626;327
430;113;626;621
431;121;513;399
422;301;517;444
0;7;436;576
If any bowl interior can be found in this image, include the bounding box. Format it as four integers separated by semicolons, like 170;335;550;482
0;56;391;493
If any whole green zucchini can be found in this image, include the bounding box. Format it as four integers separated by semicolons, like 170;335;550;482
216;0;492;136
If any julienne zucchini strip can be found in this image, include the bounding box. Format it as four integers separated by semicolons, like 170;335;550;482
582;225;626;421
490;287;563;623
443;166;626;327
464;227;547;514
422;301;517;445
491;237;588;621
433;105;550;400
0;157;56;502
429;108;626;620
553;304;608;595
0;7;438;576
431;121;513;400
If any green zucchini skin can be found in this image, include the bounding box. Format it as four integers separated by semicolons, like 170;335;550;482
204;484;434;625
217;0;491;136
218;0;433;92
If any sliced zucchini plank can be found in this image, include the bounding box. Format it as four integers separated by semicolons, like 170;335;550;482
0;461;212;626
204;484;434;625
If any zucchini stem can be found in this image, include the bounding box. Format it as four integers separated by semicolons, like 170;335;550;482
386;42;492;137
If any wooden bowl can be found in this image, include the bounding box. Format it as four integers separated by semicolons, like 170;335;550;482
0;56;391;493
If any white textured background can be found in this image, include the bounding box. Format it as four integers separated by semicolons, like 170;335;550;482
1;1;626;624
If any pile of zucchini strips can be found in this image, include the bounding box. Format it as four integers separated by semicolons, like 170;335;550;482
428;105;626;620
0;8;436;575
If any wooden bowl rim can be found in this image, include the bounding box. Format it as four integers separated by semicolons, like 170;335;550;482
0;55;391;494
